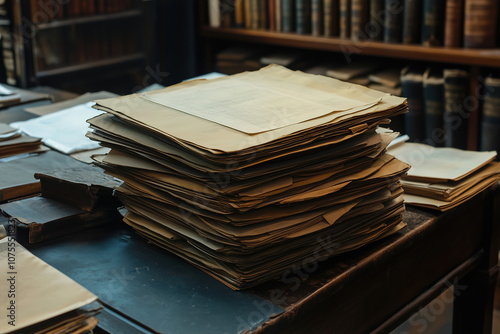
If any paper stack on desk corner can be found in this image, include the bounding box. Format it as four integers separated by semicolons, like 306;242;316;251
86;64;410;289
388;142;500;211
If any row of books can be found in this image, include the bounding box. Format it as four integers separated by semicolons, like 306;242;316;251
208;0;500;48
35;22;140;71
30;0;136;23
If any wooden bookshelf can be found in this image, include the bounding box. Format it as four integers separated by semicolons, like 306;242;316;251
201;27;500;68
36;9;141;30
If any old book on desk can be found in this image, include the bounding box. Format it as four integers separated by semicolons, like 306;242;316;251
0;238;101;333
0;84;52;108
368;67;402;88
0;195;121;243
0;85;21;109
326;61;380;81
34;165;122;211
0;150;88;203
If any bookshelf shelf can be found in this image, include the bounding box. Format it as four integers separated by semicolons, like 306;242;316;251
36;9;141;30
201;27;500;68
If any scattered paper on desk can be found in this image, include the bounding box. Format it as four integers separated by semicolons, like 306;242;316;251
0;238;99;333
10;102;102;154
388;142;497;182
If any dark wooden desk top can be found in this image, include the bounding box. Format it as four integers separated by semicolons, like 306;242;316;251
26;185;499;334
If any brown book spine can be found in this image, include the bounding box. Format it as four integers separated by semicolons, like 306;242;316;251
97;0;106;13
244;0;252;28
463;0;498;48
339;0;350;38
269;0;277;30
444;0;463;47
258;0;268;29
235;0;246;27
351;0;368;40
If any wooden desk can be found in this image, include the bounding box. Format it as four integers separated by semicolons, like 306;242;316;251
26;184;499;334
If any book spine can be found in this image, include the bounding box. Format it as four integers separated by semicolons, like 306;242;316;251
311;0;323;36
444;69;469;149
244;0;252;28
444;0;463;47
463;0;498;48
208;0;221;27
275;0;282;32
235;0;245;27
480;78;500;155
220;0;235;27
422;0;445;46
423;80;445;146
339;0;351;38
351;0;368;40
402;76;426;142
295;0;311;34
258;0;268;29
269;0;277;30
282;0;294;32
383;0;403;43
250;0;259;29
368;0;384;40
402;0;421;44
323;0;339;37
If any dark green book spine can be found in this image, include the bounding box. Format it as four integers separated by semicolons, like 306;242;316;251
480;77;500;157
384;0;404;43
444;69;469;149
403;0;421;44
339;0;351;38
368;0;384;40
423;74;445;146
422;0;445;46
401;72;426;142
295;0;311;34
282;0;295;32
351;0;369;40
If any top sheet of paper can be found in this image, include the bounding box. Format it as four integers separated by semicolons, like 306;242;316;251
388;142;497;182
142;68;380;134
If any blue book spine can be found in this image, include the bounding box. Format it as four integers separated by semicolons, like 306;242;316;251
282;0;294;32
480;77;500;158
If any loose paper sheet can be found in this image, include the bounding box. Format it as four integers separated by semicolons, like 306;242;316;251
10;102;102;154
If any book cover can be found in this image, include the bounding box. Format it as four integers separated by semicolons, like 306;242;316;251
351;0;368;40
295;0;312;34
339;0;351;38
480;77;500;157
444;0;463;47
463;0;498;48
282;0;295;32
443;69;469;149
384;0;403;43
323;0;339;37
208;0;221;27
368;0;384;40
423;68;445;146
403;0;421;44
401;67;426;142
422;0;445;46
312;0;323;36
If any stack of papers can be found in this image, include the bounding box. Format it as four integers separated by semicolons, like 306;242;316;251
388;142;500;211
0;123;47;159
87;65;410;289
0;238;101;333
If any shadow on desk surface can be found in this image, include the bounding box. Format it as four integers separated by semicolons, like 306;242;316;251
26;186;499;334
